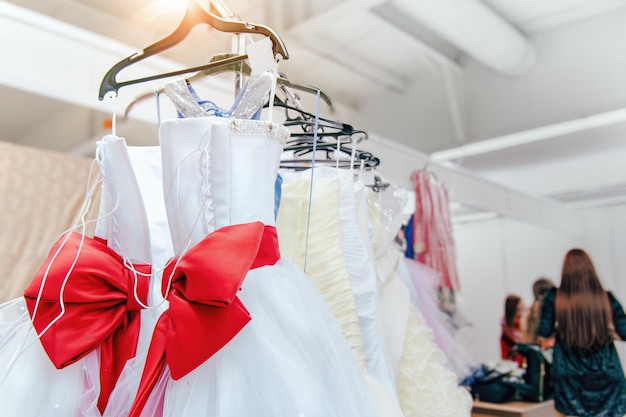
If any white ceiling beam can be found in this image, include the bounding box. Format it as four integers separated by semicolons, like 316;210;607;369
359;133;582;236
370;3;462;77
488;0;626;33
431;106;626;161
441;64;466;143
285;0;464;93
392;0;536;76
286;0;409;92
287;0;387;34
0;1;234;126
295;37;408;93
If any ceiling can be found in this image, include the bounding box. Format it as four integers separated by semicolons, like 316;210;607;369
2;0;626;222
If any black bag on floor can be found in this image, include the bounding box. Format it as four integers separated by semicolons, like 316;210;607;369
470;367;518;403
514;343;554;402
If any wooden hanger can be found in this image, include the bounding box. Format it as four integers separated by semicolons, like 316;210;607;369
98;0;289;100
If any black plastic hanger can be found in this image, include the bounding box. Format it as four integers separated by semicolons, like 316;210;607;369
98;0;289;100
280;147;380;171
270;97;354;137
281;119;378;171
365;175;390;192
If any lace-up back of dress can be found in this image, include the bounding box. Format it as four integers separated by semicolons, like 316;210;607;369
160;71;289;238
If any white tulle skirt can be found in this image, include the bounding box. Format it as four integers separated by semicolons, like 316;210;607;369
399;258;477;382
129;258;381;417
0;296;166;417
0;297;101;416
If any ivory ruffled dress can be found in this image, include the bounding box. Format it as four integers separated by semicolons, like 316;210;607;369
366;182;473;417
277;167;405;417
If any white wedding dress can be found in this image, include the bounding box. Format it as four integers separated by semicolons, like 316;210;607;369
0;136;170;417
0;116;381;417
130;116;382;417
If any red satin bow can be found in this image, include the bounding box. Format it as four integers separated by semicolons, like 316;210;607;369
23;232;150;413
128;222;280;417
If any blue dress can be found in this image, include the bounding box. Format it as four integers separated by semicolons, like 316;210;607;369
538;288;626;417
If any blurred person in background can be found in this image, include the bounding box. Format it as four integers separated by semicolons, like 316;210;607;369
501;294;525;367
538;248;626;417
526;277;555;345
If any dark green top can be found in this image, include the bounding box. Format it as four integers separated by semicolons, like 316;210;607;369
538;288;626;417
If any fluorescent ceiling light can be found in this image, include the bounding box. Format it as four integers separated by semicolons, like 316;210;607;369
431;106;626;161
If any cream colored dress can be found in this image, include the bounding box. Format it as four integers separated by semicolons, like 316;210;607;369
276;168;367;372
367;181;473;417
277;167;405;417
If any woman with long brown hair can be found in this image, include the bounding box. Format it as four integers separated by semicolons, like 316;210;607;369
538;248;626;417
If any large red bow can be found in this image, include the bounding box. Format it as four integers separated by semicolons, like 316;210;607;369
128;222;280;417
23;232;150;413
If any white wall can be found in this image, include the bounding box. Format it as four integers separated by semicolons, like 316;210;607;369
354;67;465;154
466;9;626;140
348;8;626;157
453;202;626;365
